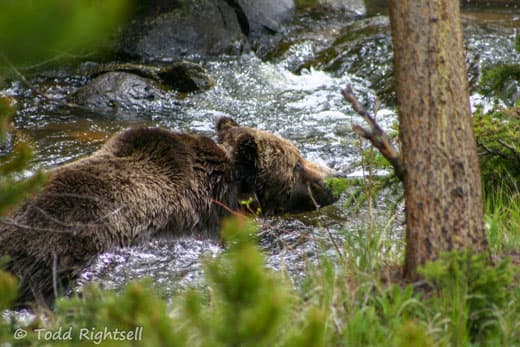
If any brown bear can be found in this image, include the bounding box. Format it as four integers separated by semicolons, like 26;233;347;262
0;117;340;307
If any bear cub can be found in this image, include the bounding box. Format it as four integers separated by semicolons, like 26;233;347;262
0;117;340;306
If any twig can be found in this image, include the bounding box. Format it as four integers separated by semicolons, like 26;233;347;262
0;53;92;112
306;182;320;210
497;139;520;163
342;85;405;181
210;198;248;219
52;252;58;300
1;219;76;234
0;53;42;95
477;141;509;159
17;51;96;72
326;226;344;259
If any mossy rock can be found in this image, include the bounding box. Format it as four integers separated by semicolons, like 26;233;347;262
69;71;171;115
79;61;215;93
295;0;365;15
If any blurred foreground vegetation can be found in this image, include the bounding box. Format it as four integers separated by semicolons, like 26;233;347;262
0;0;130;68
0;217;518;346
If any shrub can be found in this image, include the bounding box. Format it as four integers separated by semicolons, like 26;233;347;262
419;251;515;344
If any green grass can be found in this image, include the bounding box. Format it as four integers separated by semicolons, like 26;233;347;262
485;182;520;253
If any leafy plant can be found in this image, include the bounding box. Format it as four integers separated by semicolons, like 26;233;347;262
324;177;350;200
0;98;47;216
473;106;520;196
480;64;520;105
183;217;293;347
419;251;515;344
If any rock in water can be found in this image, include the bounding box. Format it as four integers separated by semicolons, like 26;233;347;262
118;0;249;61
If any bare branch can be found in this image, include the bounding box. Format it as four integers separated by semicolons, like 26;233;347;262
497;139;520;163
477;141;510;159
342;85;405;181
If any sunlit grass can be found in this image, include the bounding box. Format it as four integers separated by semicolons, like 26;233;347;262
485;181;520;253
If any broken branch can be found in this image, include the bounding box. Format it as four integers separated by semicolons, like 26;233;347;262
342;85;405;181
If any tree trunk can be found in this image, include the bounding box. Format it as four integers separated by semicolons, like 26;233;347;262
388;0;488;279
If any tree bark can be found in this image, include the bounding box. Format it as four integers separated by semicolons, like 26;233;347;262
388;0;488;279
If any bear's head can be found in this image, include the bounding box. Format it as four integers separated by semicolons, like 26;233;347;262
216;117;342;215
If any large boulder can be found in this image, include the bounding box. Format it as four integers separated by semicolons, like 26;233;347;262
236;0;295;36
79;61;216;93
117;0;302;61
70;72;172;115
70;61;215;115
118;0;249;62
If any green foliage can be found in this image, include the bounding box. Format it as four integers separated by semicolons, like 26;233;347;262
294;0;319;11
343;143;402;215
516;35;520;53
0;97;11;137
2;218;520;346
0;0;131;66
392;321;433;347
0;269;18;310
54;281;183;346
342;175;401;216
473;106;520;195
0;217;307;346
343;223;401;273
419;251;515;344
343;306;386;345
279;308;327;347
182;217;292;347
0;98;46;216
324;177;349;200
239;196;262;215
485;183;520;253
480;64;520;105
361;147;393;169
473;107;520;254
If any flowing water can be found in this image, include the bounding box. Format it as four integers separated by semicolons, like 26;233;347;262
1;5;519;300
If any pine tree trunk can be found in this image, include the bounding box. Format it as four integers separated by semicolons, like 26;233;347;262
388;0;488;279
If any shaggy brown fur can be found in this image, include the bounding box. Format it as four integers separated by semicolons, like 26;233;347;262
217;117;337;214
0;117;339;307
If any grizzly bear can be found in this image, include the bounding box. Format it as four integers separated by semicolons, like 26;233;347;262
0;117;340;307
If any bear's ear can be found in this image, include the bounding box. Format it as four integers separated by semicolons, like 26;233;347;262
216;116;239;133
233;133;258;197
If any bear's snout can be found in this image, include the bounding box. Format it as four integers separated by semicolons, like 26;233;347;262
287;163;340;212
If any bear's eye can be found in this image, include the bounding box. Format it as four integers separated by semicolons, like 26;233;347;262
294;161;303;173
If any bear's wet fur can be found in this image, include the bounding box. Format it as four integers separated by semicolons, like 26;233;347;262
216;117;338;214
0;117;339;307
